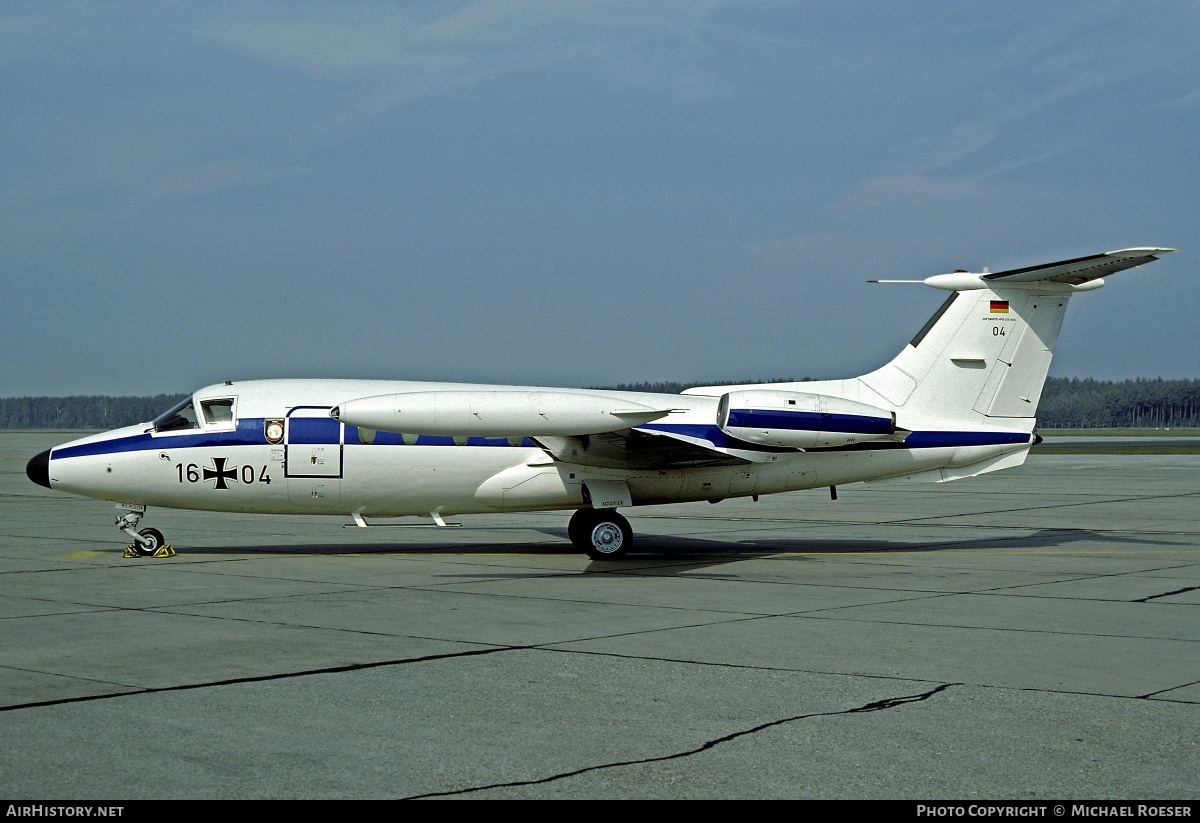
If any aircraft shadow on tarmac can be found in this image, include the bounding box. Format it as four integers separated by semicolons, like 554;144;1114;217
174;525;1172;564
728;527;1177;554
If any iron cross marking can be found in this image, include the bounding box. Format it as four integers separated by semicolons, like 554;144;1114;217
203;457;238;490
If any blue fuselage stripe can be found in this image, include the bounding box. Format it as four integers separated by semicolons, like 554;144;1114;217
288;417;341;444
725;409;894;435
50;418;539;460
48;418;1031;461
53;419;266;459
637;424;1028;450
902;431;1031;447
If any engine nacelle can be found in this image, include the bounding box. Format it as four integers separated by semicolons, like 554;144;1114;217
719;390;897;449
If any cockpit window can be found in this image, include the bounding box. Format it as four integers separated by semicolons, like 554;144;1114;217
201;398;236;425
152;397;199;432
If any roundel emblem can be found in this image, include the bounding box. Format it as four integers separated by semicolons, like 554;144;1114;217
264;419;285;444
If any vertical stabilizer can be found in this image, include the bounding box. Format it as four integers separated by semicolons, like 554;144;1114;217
859;287;1068;427
859;248;1174;430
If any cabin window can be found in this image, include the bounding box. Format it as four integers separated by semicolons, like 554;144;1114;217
201;398;236;426
152;398;199;432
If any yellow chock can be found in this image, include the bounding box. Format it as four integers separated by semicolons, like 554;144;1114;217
123;544;177;558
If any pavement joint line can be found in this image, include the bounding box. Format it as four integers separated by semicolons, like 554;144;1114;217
0;644;528;714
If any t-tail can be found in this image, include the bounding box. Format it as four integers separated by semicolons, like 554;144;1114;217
685;247;1174;484
859;247;1176;432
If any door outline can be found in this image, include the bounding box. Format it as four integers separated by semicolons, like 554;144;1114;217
285;406;344;479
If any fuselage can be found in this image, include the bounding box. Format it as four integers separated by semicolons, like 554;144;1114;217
28;378;1035;520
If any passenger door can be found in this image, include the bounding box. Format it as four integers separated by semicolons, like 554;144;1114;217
285;407;343;505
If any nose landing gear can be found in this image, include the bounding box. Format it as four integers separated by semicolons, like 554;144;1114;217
115;506;175;558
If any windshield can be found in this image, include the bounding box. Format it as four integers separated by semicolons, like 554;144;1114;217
152;397;199;432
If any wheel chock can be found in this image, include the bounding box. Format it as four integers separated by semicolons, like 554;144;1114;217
123;544;177;558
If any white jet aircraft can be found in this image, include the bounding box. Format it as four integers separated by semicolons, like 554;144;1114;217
27;247;1174;559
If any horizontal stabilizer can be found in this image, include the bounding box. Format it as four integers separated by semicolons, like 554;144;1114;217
873;248;1176;292
981;247;1175;286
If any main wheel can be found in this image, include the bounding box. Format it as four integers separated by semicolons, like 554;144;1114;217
135;527;165;557
568;509;598;549
582;510;632;561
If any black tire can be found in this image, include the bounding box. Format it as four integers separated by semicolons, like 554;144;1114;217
568;509;598;550
135;527;165;557
582;510;632;560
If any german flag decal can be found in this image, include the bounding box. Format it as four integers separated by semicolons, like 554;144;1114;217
990;300;1009;314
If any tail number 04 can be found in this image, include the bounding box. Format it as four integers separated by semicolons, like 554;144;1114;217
176;462;273;485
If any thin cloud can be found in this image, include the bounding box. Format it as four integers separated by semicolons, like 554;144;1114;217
197;1;731;98
889;4;1197;178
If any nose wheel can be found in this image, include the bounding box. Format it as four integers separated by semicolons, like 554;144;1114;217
132;528;166;557
116;507;175;558
569;508;633;560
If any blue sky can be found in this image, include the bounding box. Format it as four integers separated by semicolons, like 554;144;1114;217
3;1;1197;397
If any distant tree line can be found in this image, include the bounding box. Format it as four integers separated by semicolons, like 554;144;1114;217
0;394;187;429
1036;377;1200;428
1;378;1198;429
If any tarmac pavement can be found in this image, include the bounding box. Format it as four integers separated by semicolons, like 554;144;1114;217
1;431;1197;800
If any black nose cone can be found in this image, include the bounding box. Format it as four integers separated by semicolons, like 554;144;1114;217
26;449;52;488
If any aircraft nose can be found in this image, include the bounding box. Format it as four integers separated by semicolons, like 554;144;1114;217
26;449;52;488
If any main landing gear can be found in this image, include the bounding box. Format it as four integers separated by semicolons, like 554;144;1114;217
115;507;175;558
568;508;633;560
